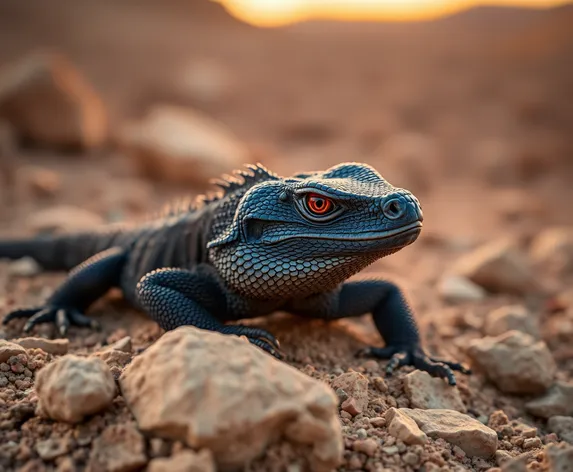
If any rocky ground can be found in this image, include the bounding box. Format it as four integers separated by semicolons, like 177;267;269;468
1;1;573;471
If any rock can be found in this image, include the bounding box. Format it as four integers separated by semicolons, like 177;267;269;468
400;408;498;458
526;382;573;418
36;437;70;461
530;227;573;275
0;51;108;150
483;305;540;339
452;239;545;296
0;339;27;362
545;443;573;472
119;326;342;472
13;337;69;356
548;416;573;444
331;371;369;416
92;348;131;365
467;330;556;394
118;105;248;186
87;423;147;472
147;449;215;472
384;407;428;445
35;355;116;423
438;275;487;304
8;257;42;277
501;456;528;472
353;438;378;457
109;336;132;353
403;370;467;412
25;205;104;234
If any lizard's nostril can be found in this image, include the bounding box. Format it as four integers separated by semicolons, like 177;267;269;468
383;198;406;220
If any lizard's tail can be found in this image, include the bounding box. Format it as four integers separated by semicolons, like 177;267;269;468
0;230;126;271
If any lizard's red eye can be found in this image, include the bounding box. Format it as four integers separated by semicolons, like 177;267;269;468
305;193;334;215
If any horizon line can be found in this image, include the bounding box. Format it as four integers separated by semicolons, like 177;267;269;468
216;0;573;28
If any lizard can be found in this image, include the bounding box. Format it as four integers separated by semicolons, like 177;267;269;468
0;162;470;385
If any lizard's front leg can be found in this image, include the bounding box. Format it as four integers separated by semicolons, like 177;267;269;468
288;280;470;385
136;267;283;358
2;247;127;335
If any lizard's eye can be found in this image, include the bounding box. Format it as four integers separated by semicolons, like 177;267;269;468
305;193;336;216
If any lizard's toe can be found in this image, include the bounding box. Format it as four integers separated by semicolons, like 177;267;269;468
23;309;55;332
247;337;284;360
429;356;472;375
385;351;411;376
222;325;281;350
68;310;101;330
412;353;458;386
358;343;470;386
5;304;98;337
2;307;42;325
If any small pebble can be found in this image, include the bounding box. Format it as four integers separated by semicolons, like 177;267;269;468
403;452;419;466
353;438;378;457
382;446;399;455
523;437;542;449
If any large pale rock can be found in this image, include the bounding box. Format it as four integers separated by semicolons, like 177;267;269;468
148;449;215;472
0;339;27;362
467;330;556;394
384;407;428;445
400;408;498;458
118;105;248;186
331;371;369;416
530;227;573;275
403;370;467;412
119;326;343;472
525;382;573;418
87;423;147;472
0;51;108;150
452;239;545;296
548;416;573;444
483;305;540;339
35;355;116;423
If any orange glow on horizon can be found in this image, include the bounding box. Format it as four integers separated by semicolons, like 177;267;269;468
217;0;570;27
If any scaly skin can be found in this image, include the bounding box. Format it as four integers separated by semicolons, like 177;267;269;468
0;162;470;384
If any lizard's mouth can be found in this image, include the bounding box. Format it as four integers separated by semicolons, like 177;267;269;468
261;220;423;244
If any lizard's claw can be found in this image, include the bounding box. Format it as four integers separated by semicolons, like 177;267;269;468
356;345;471;386
2;305;100;337
221;325;284;360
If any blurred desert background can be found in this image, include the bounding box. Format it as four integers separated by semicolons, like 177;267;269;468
1;0;573;471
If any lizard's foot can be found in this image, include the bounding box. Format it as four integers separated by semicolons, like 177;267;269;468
356;344;471;386
2;306;100;336
221;325;284;360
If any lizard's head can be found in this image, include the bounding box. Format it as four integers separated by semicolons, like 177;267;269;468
207;162;423;299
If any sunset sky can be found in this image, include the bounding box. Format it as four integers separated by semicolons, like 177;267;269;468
218;0;569;26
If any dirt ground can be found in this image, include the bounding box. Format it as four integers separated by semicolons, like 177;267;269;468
1;0;573;471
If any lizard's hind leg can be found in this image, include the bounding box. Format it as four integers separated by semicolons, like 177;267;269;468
136;267;283;359
2;247;127;336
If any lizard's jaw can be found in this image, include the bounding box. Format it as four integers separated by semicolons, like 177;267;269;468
258;220;422;246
